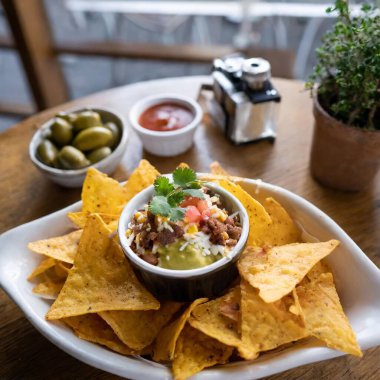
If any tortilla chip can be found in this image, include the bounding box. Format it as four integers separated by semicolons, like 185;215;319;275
238;279;307;360
100;302;182;351
153;298;208;362
123;159;160;202
296;272;362;357
238;240;340;303
219;285;241;322
173;324;233;380
28;230;82;264
263;197;302;245
189;287;241;347
54;261;72;279
33;278;64;299
28;257;56;280
82;168;130;215
46;214;159;320
306;260;331;282
68;212;119;229
217;179;272;247
63;314;134;355
210;161;230;176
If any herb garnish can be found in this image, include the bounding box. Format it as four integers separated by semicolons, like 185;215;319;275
149;167;204;221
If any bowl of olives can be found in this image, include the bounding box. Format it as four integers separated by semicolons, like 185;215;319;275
29;107;128;188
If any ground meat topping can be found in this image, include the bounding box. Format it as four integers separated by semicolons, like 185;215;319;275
140;253;159;266
226;223;242;240
201;217;241;246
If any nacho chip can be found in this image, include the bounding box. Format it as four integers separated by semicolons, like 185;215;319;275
238;279;307;360
189;287;241;347
28;229;82;264
217;179;272;247
238;240;340;303
263;197;302;245
296;272;362;357
153;298;208;362
63;314;134;355
173;324;233;380
219;285;241;322
67;212;119;229
33;279;65;299
46;215;159;320
27;257;56;280
54;261;72;279
82;168;129;215
123;159;160;202
100;302;182;351
210;161;230;176
306;260;331;282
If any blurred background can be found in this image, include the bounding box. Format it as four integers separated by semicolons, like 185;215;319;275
0;0;362;131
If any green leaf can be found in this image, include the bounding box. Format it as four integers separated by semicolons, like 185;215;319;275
187;180;202;189
154;176;174;196
182;189;205;199
169;207;186;222
172;167;197;187
167;191;185;207
149;196;171;217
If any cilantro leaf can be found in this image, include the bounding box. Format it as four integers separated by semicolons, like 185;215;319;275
172;167;197;187
187;181;202;189
149;196;171;217
167;191;185;207
154;176;174;196
182;189;205;199
169;207;186;222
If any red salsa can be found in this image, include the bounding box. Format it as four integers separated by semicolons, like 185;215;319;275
139;102;194;132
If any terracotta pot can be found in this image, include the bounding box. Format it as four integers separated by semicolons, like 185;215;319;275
310;95;380;191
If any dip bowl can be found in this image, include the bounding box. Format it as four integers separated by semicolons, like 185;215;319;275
118;181;249;301
128;94;203;157
29;106;128;188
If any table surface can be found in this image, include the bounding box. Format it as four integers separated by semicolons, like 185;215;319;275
0;76;379;380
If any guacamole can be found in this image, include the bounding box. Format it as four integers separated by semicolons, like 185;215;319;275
157;240;222;270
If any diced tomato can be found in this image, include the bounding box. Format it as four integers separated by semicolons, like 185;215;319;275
185;205;202;223
201;209;211;219
180;196;199;207
196;200;208;212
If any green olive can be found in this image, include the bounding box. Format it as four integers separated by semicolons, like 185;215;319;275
52;155;64;169
57;146;90;169
73;110;102;132
72;126;112;151
56;111;77;124
41;128;52;140
37;139;58;166
104;121;121;149
50;118;73;145
87;147;112;164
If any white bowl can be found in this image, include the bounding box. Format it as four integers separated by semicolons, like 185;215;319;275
128;94;203;156
118;181;249;301
29;106;128;188
0;177;379;379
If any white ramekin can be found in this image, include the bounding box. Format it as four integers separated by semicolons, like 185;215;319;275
128;94;203;157
118;180;249;301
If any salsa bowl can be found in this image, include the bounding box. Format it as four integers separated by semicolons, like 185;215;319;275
118;181;249;301
128;94;203;157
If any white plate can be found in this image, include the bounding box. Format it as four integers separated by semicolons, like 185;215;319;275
1;178;380;380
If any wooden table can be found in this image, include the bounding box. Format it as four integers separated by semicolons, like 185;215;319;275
0;76;379;379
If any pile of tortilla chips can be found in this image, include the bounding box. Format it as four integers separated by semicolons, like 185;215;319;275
27;160;362;380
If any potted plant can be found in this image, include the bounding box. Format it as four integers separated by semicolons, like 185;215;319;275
306;0;379;191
